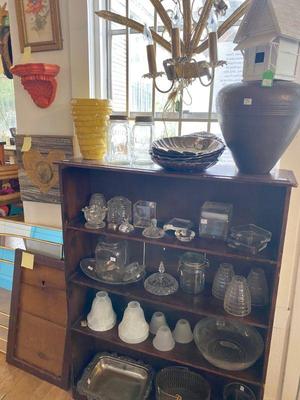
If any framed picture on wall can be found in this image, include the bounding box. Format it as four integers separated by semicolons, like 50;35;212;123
15;0;63;52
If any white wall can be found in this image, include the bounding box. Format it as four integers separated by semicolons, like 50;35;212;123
7;0;89;228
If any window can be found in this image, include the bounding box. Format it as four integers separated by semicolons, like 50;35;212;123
255;52;265;64
90;0;244;160
0;74;16;141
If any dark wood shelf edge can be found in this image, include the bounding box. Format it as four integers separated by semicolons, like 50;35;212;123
57;159;297;188
71;319;264;387
69;271;270;329
66;222;278;266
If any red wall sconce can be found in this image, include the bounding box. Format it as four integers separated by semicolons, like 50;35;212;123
11;63;60;108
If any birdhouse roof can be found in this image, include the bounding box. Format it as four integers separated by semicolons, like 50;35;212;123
234;0;300;48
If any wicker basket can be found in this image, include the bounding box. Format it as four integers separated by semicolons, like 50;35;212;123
155;367;211;400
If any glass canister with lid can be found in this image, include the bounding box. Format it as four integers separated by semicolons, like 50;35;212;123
107;115;131;164
178;252;209;295
130;116;154;165
95;238;128;282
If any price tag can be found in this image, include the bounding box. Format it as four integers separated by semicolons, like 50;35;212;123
243;98;252;106
21;251;34;270
262;70;274;88
21;136;32;152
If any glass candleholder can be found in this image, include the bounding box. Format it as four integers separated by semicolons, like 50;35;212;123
224;275;251;317
212;263;235;300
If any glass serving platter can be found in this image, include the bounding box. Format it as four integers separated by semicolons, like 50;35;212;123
77;353;153;400
80;258;146;285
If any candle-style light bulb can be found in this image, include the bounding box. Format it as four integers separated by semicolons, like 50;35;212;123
171;8;182;59
143;24;154;45
208;12;219;67
144;25;157;76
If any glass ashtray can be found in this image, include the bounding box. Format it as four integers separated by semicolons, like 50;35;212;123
228;224;272;255
163;218;193;232
230;224;271;245
144;262;178;296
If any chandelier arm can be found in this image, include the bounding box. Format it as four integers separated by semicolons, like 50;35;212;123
154;77;175;94
96;10;172;52
193;0;251;54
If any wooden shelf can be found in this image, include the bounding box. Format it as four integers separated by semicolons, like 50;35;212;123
72;318;263;387
67;220;278;266
58;159;297;188
70;270;269;329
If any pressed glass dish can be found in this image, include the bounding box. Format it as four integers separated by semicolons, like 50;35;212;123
212;263;235;300
247;268;269;307
144;262;178;296
193;317;264;371
224;275;252;317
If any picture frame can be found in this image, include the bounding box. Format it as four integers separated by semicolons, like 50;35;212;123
15;0;63;52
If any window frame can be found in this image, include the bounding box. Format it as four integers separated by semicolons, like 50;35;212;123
90;0;243;133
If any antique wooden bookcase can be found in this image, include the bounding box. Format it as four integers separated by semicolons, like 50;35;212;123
58;159;296;399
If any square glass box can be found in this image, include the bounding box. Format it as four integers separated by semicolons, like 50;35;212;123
199;201;233;240
133;201;157;228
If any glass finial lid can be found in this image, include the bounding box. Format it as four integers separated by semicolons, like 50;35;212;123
144;262;178;296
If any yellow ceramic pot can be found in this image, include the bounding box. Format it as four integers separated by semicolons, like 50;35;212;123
72;115;110;122
71;98;112;107
75;128;108;136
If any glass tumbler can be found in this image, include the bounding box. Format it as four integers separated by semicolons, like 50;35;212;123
224;275;252;317
178;252;209;295
212;263;235;300
131;116;154;165
247;268;269;307
107;115;131;164
223;382;256;400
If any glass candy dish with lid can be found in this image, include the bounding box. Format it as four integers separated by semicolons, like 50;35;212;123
144;262;178;296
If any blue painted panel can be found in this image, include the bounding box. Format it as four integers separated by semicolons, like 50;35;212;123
0;262;14;279
0;248;15;263
30;227;63;244
0;274;12;291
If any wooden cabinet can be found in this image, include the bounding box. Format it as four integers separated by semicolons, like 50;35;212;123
59;159;296;399
6;251;69;389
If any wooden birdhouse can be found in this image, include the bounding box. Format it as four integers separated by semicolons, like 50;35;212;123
234;0;300;82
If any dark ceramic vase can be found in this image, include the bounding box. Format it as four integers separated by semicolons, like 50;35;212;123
216;80;300;174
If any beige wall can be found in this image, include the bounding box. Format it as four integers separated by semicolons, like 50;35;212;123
7;0;89;228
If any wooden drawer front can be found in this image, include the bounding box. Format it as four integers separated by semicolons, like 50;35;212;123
20;283;67;327
21;264;65;291
0;312;9;328
0;324;8;341
15;312;66;377
0;339;7;353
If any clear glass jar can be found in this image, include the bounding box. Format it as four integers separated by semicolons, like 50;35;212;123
131;116;154;165
178;252;209;295
95;238;128;281
107;115;131;164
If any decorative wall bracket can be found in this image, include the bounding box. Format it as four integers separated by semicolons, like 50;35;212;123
11;63;60;108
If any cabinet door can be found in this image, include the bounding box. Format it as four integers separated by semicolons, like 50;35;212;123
6;250;69;390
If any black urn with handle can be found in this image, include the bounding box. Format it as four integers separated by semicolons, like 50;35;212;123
216;80;300;174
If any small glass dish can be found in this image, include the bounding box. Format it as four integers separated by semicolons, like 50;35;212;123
142;219;165;239
228;224;272;254
119;218;134;234
163;218;193;232
175;229;195;242
133;201;156;228
144;262;178;296
82;205;107;229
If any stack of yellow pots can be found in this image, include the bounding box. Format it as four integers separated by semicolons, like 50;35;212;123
71;98;112;160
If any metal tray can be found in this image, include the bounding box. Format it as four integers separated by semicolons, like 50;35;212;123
77;353;153;400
